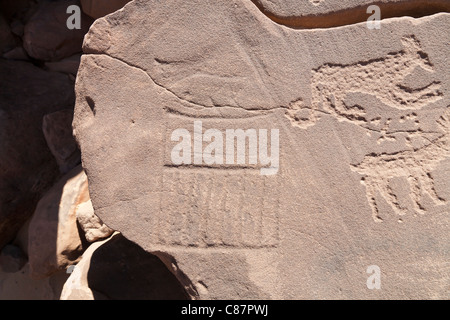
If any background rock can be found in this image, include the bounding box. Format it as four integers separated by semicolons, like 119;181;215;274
44;54;81;76
0;0;36;22
23;0;93;61
2;46;29;61
43;109;81;174
0;14;17;54
80;0;132;19
28;165;88;279
0;59;75;250
0;244;27;273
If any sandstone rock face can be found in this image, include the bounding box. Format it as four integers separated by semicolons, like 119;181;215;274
23;0;93;61
74;0;449;299
28;165;88;279
61;233;189;300
80;0;132;19
0;59;75;250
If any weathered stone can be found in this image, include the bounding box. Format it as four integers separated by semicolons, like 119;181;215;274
0;244;27;273
0;59;75;250
23;0;93;61
80;0;132;19
43;109;81;174
76;200;114;242
28;165;88;279
61;233;189;300
74;0;450;299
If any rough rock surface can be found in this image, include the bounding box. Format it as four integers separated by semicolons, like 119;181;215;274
80;0;132;19
61;233;189;300
28;165;88;279
76;200;113;242
23;0;93;61
74;0;450;299
0;59;75;250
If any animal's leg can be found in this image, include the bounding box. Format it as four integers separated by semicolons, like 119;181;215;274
408;174;426;215
378;176;408;217
420;171;446;205
363;176;383;222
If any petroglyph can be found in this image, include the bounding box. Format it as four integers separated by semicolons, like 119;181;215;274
311;35;441;118
286;35;448;222
353;109;449;222
157;171;280;248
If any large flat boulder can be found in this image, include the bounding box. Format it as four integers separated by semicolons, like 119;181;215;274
73;0;450;299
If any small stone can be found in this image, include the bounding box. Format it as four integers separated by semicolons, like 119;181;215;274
76;200;114;243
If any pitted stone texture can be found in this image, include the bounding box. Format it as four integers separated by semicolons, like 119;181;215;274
74;0;450;299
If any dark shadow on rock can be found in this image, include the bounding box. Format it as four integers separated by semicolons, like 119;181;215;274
88;234;190;300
